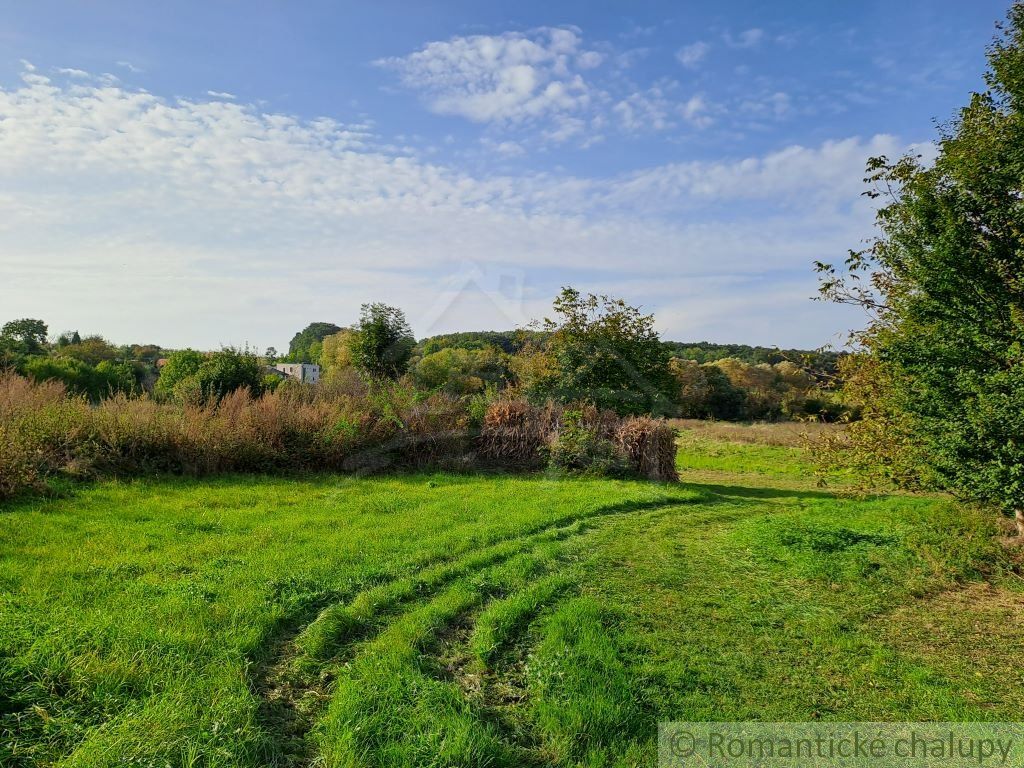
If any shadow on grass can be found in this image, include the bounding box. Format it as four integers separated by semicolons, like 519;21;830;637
681;481;880;503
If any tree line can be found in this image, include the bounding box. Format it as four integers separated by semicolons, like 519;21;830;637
2;291;846;420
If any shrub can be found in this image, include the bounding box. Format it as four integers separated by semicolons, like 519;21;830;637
0;375;680;500
0;374;91;496
546;409;630;478
155;348;264;402
412;347;510;395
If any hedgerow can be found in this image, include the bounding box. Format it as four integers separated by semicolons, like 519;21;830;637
0;373;677;499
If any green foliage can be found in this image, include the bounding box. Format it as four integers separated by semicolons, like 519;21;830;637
195;347;265;400
670;356;845;422
154;349;204;398
156;348;264;401
663;339;842;374
23;356;136;400
546;408;630;477
537;287;676;416
670;359;744;419
415;326;841;421
287;322;342;363
55;330;82;347
56;334;120;366
412;346;510;394
1;318;47;355
817;5;1024;512
127;343;163;363
418;330;547;356
318;329;355;371
349;303;415;380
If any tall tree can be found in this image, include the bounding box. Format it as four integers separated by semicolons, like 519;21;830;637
1;318;48;354
349;304;415;380
818;3;1024;526
537;287;675;416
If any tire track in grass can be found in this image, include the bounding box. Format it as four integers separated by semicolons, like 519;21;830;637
251;590;354;767
313;555;562;766
310;502;692;765
250;495;698;765
293;496;692;664
432;572;578;758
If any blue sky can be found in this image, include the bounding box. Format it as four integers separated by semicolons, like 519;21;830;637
0;1;1010;350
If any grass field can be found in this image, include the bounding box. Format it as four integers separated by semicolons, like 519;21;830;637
2;424;1022;767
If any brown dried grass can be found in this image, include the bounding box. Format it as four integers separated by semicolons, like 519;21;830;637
668;418;843;448
478;399;560;468
0;374;682;498
615;417;679;481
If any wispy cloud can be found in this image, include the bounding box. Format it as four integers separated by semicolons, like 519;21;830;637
725;28;765;49
206;90;236;100
376;28;740;146
613;84;713;133
676;41;710;68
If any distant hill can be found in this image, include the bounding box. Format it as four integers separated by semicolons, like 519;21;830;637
661;341;842;372
416;331;547;356
417;332;842;373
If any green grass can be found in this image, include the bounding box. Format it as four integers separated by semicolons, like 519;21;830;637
1;429;1020;767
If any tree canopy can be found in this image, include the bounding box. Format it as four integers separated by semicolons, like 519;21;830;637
1;318;48;355
349;304;415;380
287;322;342;364
818;3;1024;515
533;287;675;416
156;348;264;401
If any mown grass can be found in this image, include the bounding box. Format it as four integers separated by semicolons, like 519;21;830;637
1;425;1020;767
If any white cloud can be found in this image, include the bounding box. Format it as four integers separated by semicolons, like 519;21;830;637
0;68;918;348
56;68;89;78
741;91;791;119
377;28;768;146
679;94;713;128
727;28;765;48
614;87;714;133
542;114;589;144
374;27;596;125
614;88;674;132
206;90;237;100
481;137;526;157
676;41;710;68
116;60;143;73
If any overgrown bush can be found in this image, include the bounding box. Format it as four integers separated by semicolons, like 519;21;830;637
546;409;630;478
0;373;679;500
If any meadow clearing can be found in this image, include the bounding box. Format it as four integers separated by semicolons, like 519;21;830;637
2;424;1022;767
